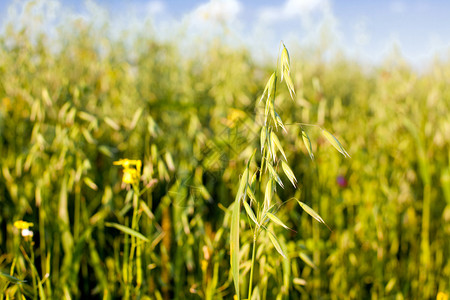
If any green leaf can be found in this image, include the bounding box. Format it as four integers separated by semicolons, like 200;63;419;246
281;160;297;188
264;179;273;211
247;149;256;169
321;129;350;158
260;72;276;103
267;163;284;189
266;212;290;230
246;187;257;204
264;96;271;125
269;99;277;130
260;126;267;153
230;155;253;300
268;128;276;162
280;44;290;82
284;71;295;100
267;229;286;258
243;201;259;226
231;198;241;299
275;112;286;133
301;130;314;160
236;169;249;202
299;252;317;269
129;107;143;130
296;200;331;230
0;271;26;284
271;131;287;161
105;222;149;242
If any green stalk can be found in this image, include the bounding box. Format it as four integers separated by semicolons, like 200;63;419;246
248;232;258;300
129;187;140;296
123;217;130;300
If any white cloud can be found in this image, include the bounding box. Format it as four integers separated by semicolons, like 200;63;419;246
258;0;329;26
189;0;242;24
146;1;165;16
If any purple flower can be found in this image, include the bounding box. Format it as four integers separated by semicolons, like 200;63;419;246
336;175;348;188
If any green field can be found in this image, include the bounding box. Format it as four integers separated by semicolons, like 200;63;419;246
0;15;449;300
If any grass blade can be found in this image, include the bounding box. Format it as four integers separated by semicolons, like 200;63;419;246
266;229;286;258
271;131;287;161
301;130;314;160
231;198;241;299
281;160;297;188
299;252;317;269
266;212;290;230
0;271;26;284
296;200;330;230
259;72;276;103
264;179;273;211
267;163;284;189
260;126;267;153
243;201;259;226
321;129;350;158
105;222;149;242
284;71;295;100
231;157;252;300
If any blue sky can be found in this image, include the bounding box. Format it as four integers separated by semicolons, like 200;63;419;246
1;0;450;68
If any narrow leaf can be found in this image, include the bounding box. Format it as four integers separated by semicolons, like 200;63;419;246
301;130;314;160
281;44;290;82
284;71;295;100
271;131;287;161
321;129;350;158
105;222;149;242
259;72;276;103
299;252;317;269
293;278;307;286
243;201;259;226
296;200;331;230
260;126;267;153
129;107;143;130
267;230;286;258
269;99;277;130
281;160;297;188
268;128;276;162
266;212;290;230
264;179;273;211
264;97;270;125
267;163;284;189
275;112;287;133
246;187;257;204
236;169;249;202
231;199;240;299
230;158;252;300
247;149;256;169
0;271;26;284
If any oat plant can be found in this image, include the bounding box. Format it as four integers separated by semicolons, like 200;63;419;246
230;43;349;299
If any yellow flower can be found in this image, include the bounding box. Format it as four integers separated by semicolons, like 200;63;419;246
14;220;34;230
14;221;34;239
114;159;142;186
437;292;449;300
113;159;141;168
123;168;138;184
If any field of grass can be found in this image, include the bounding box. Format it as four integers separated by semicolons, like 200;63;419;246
0;15;449;300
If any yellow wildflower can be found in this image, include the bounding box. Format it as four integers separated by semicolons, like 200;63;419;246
14;220;34;239
437;292;449;300
14;220;34;230
123;168;138;184
114;159;142;186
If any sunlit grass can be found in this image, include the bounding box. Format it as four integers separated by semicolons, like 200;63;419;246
0;13;449;300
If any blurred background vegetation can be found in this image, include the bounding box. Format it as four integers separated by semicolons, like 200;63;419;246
0;4;450;300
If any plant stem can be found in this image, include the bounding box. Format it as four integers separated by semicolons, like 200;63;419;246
248;232;257;300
